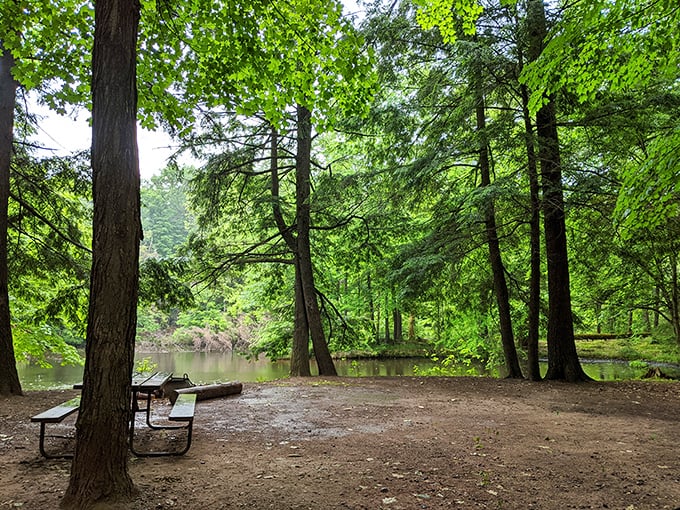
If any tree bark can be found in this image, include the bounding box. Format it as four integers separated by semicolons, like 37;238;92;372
291;264;312;376
473;58;523;379
295;105;336;376
0;44;22;396
670;251;680;344
172;382;243;403
62;0;141;506
654;286;660;328
527;0;588;382
384;296;390;344
367;271;376;339
392;308;402;342
270;128;310;376
520;81;542;381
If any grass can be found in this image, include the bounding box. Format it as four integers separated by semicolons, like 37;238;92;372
348;333;680;367
539;334;680;365
334;341;432;360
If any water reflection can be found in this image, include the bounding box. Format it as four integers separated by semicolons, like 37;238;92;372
15;352;678;390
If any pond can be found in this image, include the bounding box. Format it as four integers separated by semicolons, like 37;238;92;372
16;352;680;391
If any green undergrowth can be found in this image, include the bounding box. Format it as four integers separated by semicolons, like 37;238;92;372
333;341;432;360
540;334;680;365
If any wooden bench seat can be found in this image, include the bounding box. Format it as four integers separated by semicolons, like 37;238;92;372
130;393;197;457
31;397;80;459
169;393;197;422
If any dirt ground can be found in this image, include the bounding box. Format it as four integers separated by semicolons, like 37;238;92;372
1;376;680;510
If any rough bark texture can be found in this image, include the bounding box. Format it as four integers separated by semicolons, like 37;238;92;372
295;105;336;376
527;0;588;382
474;69;522;379
670;252;680;344
291;265;312;376
173;382;243;403
270;129;311;376
61;0;141;507
392;309;402;342
520;82;542;382
0;44;21;397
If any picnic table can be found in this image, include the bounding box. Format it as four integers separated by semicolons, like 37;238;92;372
127;372;197;457
32;372;196;459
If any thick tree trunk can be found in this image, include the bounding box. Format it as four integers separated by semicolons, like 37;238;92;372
291;263;311;376
295;105;336;376
62;0;141;507
392;308;402;342
538;101;587;381
527;0;588;382
520;82;542;381
270;128;310;376
474;64;523;379
0;44;21;396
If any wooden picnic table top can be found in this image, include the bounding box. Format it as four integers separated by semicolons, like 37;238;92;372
133;372;171;391
73;372;172;391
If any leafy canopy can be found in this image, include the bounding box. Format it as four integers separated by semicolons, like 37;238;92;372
413;0;484;42
518;0;680;238
139;0;376;133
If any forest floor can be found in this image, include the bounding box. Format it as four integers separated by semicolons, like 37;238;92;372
1;376;680;510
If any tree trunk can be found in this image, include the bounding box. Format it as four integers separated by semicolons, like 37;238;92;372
654;286;660;328
270;128;310;376
295;105;336;376
643;310;651;331
408;313;415;342
392;308;402;342
670;251;680;344
291;263;311;376
527;0;588;382
473;59;523;379
520;81;542;381
384;293;390;344
367;272;376;339
0;44;21;396
376;304;381;342
627;310;634;334
62;0;141;506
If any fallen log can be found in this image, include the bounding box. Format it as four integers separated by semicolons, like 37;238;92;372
169;381;243;404
642;367;675;380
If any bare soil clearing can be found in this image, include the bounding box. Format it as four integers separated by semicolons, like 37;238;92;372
1;376;679;509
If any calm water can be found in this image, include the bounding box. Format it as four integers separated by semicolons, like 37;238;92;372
15;352;676;390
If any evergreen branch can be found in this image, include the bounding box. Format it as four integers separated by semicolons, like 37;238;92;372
9;191;92;253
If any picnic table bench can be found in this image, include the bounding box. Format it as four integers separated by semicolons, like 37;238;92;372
32;373;199;459
30;396;81;459
129;391;197;457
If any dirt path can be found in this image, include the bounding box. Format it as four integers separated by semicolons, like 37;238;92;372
1;376;679;509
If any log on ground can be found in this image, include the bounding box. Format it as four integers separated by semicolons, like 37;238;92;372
169;382;243;404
